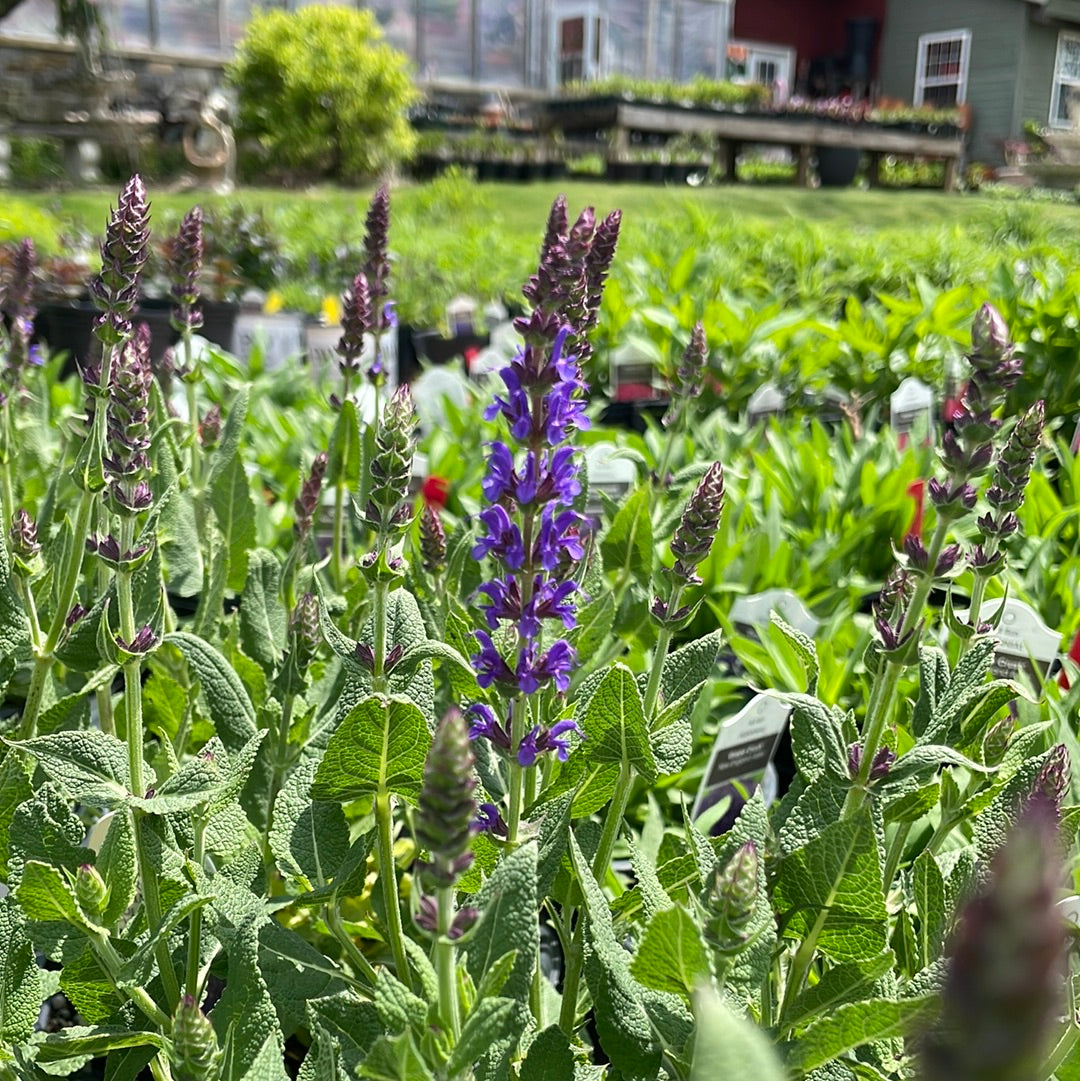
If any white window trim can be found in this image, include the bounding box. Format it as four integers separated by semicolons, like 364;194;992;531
913;28;971;107
1050;30;1080;128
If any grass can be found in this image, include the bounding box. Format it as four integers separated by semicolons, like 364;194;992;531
10;177;1080;323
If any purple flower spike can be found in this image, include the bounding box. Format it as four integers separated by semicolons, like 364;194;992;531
516;639;577;695
473;802;509;837
471;634;516;691
517;718;581;766
473;505;526;569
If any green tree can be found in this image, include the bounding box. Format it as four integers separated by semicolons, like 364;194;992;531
227;5;417;183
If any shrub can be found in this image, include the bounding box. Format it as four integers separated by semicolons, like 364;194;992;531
227;5;418;182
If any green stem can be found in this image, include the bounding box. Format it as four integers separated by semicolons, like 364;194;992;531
591;759;634;884
262;693;296;874
184;369;201;496
325;904;378;988
507;694;527;847
331;371;352;590
375;790;412;987
1040;1021;1080;1081
558;917;585;1036
372;579;389;692
435;885;461;1039
92;931;171;1029
184;820;207;1002
961;541;999;659
653;401;685;491
780;902;831;1025
897;516;952;640
117;518;180;1013
18;654;52;740
643;585;683;720
882;821;913;889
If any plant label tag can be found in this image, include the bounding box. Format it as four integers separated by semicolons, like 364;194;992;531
446;295;479;337
232;312;305;372
304;322;340;378
84;811;115;854
730;589;820;637
978;598;1062;687
890;377;934;448
584;444;635;524
611;342;662;403
693;694;791;835
747;382;786;425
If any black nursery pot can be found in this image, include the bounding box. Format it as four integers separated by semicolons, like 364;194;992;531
815;146;861;187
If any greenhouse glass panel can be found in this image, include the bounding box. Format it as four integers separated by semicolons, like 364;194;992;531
419;0;473;80
0;0;57;38
606;0;645;77
476;0;526;85
107;0;153;49
370;0;419;59
652;1;674;78
157;0;223;52
677;0;722;80
225;0;254;46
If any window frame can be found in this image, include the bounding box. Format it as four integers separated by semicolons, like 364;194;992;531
913;28;971;107
1050;30;1080;128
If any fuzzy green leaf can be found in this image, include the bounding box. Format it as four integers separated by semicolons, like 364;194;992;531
0;752;33;880
773;808;888;962
783;954;895;1028
240;548;287;674
600;486;653;581
569;833;661;1080
96;812;137;926
630;905;710;1001
115;893;210;988
163;631;258;751
15;860;88;928
447;998;518;1077
212;919;288;1081
912;851;947;969
210;453;257;594
784;997;938;1074
313;695;431;803
205;386;250;488
7;731;130;808
9;782;87;887
690;986;786;1081
582;663;656;781
31;1026;167;1063
519;1025;575;1081
0;897;42;1050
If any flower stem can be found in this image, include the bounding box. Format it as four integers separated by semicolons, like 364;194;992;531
435;885;461;1039
960;537;1000;660
643;585;683;720
375;789;412;988
331;371;352;591
507;694;527;846
325;904;378;988
558;917;585;1036
184;819;207;1002
882;821;913;889
372;579;389;692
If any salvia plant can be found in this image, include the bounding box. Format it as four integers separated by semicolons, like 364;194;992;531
0;175;1079;1081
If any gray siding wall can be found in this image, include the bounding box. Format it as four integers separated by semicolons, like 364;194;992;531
878;0;1027;162
1019;21;1065;129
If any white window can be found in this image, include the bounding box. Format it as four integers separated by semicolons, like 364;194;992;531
1051;32;1080;127
914;29;971;107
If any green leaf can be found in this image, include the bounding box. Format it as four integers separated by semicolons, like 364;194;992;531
259;921;349;1038
658;628;723;704
116;893;211;987
6;731;130;808
31;1026;167;1063
572;592;616;663
773;808;888;962
212;918;289;1081
163;631;258;751
783;954;895;1028
270;755;351;888
205;385;250;489
788;695;850;785
9;782;87;888
630;905;710;1001
15;860;89;928
538;752;620;819
519;1025;575;1081
569;833;661;1081
210;454;257;594
690;986;786;1081
390;640;474;683
600;486;653;581
326;397;361;489
374;970;427;1035
447;998;518;1077
0;897;42;1049
912;851;947;969
0;534;29;660
784;997;938;1074
358;1031;434;1081
305;990;384;1069
0;752;33;880
466;843;538;1011
313;695;431;803
581;664;656;782
475;950;519;1003
771;613;820;695
96;812;137;926
240;549;287;674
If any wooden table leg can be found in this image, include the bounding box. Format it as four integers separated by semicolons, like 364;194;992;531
795;143;812;187
866;151;882;188
943;155;959;192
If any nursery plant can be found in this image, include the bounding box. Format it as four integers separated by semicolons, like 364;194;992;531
0;177;1077;1081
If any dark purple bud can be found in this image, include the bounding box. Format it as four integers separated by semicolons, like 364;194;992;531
354;642;375;670
293;451;328;539
9;508;40;563
198;405;222;449
118;625;158;654
450;907;479;938
419;503;447;576
669;462;725;585
289;592;320;665
337;272;371;371
362;186;391;326
168;206;204;334
902;533;929;571
934;544;961;576
472;801;508;838
66;603;88;628
970;303;1012;363
384;643;405;672
92;175;150;325
1032;744;1070;811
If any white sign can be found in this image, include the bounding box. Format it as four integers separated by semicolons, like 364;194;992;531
446;295;478;337
747;382;786;424
693;694;791;834
232;311;305;371
610;342;661;403
304;324;399;386
730;589;820;637
977;597;1062;685
890;377;934;446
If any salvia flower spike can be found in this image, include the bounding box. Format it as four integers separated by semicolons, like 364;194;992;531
168;206;203;335
103;325;154;517
2;238;36;376
419;502;447;576
337;271;372;374
664;320;708;426
415;708;477;890
704;841;760;958
91;174;150;348
667;461;725;587
171;995;220;1081
363;384;417;536
921;796;1065;1081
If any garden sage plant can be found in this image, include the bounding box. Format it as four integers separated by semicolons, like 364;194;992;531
0;176;1077;1081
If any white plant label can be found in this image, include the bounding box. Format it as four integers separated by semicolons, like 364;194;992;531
978;597;1062;686
693;694;791;834
747;381;786;424
232;312;305;372
890;376;934;447
730;589;821;637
